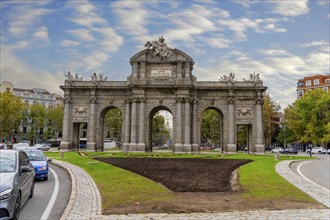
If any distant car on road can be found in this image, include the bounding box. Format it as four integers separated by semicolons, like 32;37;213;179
34;143;50;151
271;147;284;153
0;149;35;220
0;143;7;149
23;149;51;181
306;147;327;154
12;143;30;150
282;147;298;154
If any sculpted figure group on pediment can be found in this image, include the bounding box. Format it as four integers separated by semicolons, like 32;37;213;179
145;36;173;60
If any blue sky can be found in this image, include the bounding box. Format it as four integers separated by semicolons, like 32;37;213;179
1;0;329;109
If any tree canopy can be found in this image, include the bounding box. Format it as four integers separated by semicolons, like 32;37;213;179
284;89;329;145
152;112;171;147
104;108;122;143
0;92;25;142
201;109;222;147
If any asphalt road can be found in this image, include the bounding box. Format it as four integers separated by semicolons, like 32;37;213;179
19;164;71;220
291;154;330;190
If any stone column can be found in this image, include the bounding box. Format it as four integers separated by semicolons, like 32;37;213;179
137;99;145;150
60;95;71;150
255;92;265;154
177;62;182;78
132;63;138;78
129;99;137;150
226;91;236;153
123;99;130;151
140;62;145;78
183;99;191;152
192;99;198;151
87;91;96;151
184;63;190;78
175;98;183;152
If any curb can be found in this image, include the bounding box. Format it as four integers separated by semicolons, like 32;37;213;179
50;160;77;220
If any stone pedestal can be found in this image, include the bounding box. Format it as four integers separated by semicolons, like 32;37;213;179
174;143;183;152
254;144;265;154
183;143;192;153
226;144;237;154
87;142;96;151
60;141;71;150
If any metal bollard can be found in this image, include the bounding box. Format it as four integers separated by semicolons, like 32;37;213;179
275;152;279;160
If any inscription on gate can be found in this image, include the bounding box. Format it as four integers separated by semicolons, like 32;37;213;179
150;66;172;77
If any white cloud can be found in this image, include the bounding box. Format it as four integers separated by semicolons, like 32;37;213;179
0;45;63;94
200;36;231;48
82;51;110;72
66;29;96;42
33;26;50;43
92;27;124;52
7;5;52;36
269;0;309;17
298;41;329;48
60;40;81;47
257;49;291;56
66;0;107;27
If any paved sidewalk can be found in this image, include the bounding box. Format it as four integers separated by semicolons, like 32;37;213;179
52;160;330;220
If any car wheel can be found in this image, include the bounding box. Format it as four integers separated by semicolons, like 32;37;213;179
29;180;35;198
318;151;322;154
44;176;48;181
12;193;21;220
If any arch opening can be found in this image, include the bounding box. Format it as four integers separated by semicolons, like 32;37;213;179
149;107;173;152
200;108;223;152
100;107;123;151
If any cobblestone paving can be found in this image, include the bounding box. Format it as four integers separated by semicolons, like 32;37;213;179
52;160;330;220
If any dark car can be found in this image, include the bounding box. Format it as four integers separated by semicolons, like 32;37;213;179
282;147;298;154
0;149;35;220
23;149;51;181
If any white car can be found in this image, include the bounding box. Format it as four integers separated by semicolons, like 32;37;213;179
12;143;30;150
271;147;284;153
306;147;327;154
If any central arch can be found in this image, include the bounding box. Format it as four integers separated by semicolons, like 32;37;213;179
148;106;173;152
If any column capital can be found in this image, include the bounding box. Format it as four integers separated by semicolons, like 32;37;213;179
176;97;184;103
89;97;97;103
138;97;145;102
255;97;263;105
183;97;192;103
228;96;235;104
63;97;71;104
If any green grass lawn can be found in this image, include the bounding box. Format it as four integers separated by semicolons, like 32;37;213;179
45;151;318;210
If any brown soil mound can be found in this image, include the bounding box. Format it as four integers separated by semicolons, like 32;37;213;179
95;157;251;192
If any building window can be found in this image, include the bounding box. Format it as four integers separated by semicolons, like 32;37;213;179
297;81;304;87
305;80;311;86
33;101;38;105
23;127;27;133
322;87;328;92
325;79;330;83
313;79;319;85
297;90;304;97
25;100;29;105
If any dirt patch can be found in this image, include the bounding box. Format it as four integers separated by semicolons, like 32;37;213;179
95;157;325;214
96;157;251;192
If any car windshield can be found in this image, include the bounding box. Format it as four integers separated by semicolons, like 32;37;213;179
0;152;16;172
25;151;46;161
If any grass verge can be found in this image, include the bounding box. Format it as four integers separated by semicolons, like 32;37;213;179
45;151;319;211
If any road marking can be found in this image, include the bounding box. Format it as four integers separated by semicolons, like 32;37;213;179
297;160;330;192
40;168;59;220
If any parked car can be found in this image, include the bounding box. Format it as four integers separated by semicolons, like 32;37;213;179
23;149;51;181
282;147;298;154
0;149;35;220
271;147;284;153
34;143;50;151
12;143;30;150
306;147;327;154
328;149;330;154
0;143;7;149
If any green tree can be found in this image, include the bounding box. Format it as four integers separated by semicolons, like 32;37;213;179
0;92;24;142
104;108;122;143
201;109;222;148
47;104;64;141
285;89;330;146
29;103;47;144
263;94;280;147
152;112;170;147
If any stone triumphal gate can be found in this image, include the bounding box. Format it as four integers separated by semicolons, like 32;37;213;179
60;37;267;154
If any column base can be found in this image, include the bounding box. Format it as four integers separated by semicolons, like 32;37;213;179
137;143;146;151
60;141;71;150
192;143;199;152
183;143;192;153
87;142;96;151
129;143;138;151
226;144;237;154
254;144;265;154
174;143;183;152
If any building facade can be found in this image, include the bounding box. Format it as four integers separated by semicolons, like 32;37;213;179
60;37;267;154
296;74;330;98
